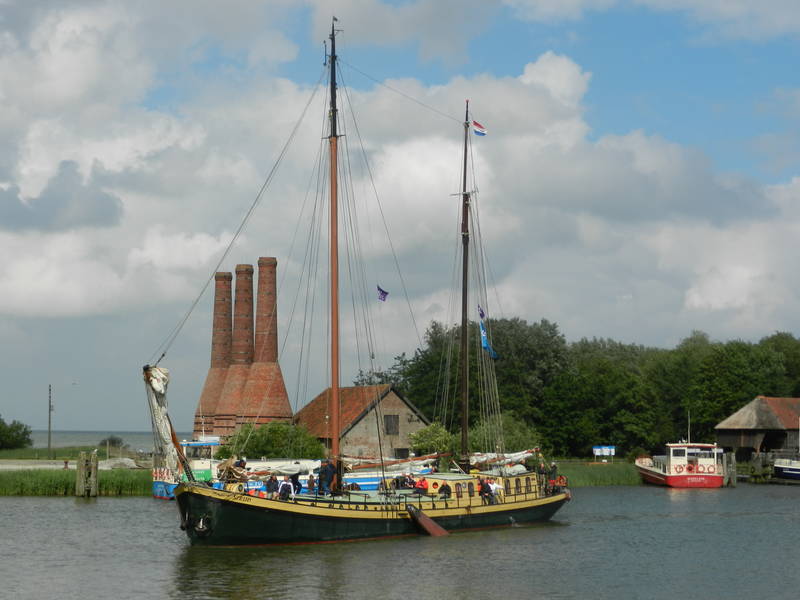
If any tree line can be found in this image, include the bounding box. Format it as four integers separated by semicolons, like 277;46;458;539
357;320;800;458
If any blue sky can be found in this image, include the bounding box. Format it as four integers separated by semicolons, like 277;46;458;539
3;0;800;432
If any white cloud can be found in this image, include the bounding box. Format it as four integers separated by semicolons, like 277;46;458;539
636;0;800;40
519;51;591;108
503;0;618;22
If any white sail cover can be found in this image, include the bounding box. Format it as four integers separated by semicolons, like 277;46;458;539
144;366;180;481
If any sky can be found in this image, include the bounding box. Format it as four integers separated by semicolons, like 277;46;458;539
3;0;800;432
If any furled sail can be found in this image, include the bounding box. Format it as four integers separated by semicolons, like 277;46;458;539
144;366;180;480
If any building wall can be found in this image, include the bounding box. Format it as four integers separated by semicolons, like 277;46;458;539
341;391;427;458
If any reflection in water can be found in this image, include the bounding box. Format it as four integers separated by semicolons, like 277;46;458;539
169;522;568;600
171;544;346;599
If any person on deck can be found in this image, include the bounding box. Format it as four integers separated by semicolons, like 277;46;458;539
548;462;558;490
538;461;549;493
266;475;279;499
439;481;452;499
290;471;301;495
307;473;316;495
319;460;336;495
489;478;502;504
414;476;429;495
479;478;491;504
277;476;294;501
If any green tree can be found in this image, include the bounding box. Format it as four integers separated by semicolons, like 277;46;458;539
488;318;567;424
0;416;33;450
687;340;787;440
217;422;326;460
639;332;714;448
539;338;657;456
469;412;541;453
759;331;800;396
408;422;455;455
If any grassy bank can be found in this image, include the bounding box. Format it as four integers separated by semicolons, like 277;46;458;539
0;446;106;460
0;469;152;496
556;460;640;486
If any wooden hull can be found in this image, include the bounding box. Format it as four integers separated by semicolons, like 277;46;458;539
636;464;723;488
175;483;569;545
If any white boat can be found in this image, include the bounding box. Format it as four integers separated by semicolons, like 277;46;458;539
635;442;727;488
773;457;800;481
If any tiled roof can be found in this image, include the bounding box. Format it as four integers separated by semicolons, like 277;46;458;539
294;385;392;439
715;396;800;430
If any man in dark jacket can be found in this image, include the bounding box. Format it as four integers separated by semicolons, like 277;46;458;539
319;460;335;495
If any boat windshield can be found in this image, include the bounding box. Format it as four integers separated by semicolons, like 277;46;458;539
183;445;215;460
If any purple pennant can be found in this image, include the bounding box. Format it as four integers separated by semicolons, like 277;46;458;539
377;285;388;302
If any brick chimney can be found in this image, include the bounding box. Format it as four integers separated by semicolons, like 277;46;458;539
193;272;232;437
214;264;254;436
239;257;292;426
254;256;278;363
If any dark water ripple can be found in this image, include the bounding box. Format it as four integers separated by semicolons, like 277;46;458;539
1;484;798;600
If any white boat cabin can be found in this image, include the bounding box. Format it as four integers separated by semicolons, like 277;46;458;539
651;443;724;475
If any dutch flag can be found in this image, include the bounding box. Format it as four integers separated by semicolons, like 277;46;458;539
472;120;487;136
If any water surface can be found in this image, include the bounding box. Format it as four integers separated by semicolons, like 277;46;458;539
2;485;797;599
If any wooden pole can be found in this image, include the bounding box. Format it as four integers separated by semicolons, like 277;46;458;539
75;451;98;497
47;384;52;460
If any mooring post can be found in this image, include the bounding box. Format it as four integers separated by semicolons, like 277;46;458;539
75;451;98;497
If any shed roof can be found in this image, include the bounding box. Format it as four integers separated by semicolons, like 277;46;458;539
715;396;800;430
293;385;429;439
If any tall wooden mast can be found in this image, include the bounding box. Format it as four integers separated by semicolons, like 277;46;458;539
328;20;341;473
459;100;471;471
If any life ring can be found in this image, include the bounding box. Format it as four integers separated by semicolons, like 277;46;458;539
686;464;694;473
556;475;568;487
697;464;705;473
674;465;684;473
707;466;715;474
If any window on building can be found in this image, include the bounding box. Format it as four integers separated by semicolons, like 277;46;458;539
384;414;399;435
394;448;409;459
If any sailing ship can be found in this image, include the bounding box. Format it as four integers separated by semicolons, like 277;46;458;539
144;20;570;544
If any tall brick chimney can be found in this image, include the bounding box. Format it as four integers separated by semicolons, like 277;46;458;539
254;256;278;363
193;272;232;437
214;264;254;436
239;257;292;426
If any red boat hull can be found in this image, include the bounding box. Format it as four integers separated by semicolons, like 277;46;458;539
636;465;723;488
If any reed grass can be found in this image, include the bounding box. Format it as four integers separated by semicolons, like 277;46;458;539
556;460;640;486
0;469;152;496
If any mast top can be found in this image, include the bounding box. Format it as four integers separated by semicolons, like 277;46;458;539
328;18;339;139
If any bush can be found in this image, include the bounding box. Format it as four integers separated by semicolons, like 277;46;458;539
98;435;126;448
0;416;32;450
217;422;326;460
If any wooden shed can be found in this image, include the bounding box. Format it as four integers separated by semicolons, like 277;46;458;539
715;396;800;455
294;384;430;459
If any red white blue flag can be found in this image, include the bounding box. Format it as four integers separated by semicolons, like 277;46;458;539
472;120;487;136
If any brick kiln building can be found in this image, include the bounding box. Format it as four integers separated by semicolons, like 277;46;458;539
293;385;429;459
193;257;292;438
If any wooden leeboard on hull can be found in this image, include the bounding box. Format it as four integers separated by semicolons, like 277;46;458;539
406;505;449;536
